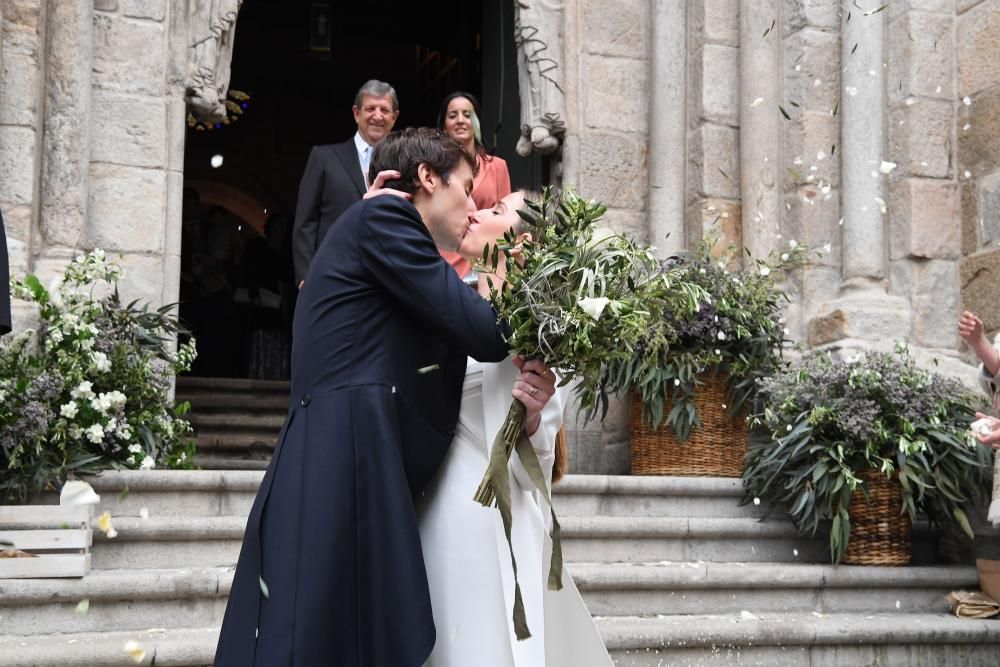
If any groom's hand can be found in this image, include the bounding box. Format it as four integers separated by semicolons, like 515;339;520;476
512;356;557;435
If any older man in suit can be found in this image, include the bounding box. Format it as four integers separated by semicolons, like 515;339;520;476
292;79;400;287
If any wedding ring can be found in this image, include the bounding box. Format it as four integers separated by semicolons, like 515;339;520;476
528;386;539;397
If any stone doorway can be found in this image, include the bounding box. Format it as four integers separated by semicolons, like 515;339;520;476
180;0;535;380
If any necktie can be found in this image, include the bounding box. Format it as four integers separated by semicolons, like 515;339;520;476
361;146;371;188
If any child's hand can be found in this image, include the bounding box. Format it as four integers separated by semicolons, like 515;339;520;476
959;310;985;344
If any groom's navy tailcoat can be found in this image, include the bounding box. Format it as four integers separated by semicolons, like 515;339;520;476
214;196;509;667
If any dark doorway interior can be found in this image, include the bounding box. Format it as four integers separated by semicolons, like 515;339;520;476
181;0;536;379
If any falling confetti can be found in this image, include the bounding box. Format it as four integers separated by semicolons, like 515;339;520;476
139;507;149;520
879;161;897;174
963;96;972;106
751;97;764;107
123;640;146;664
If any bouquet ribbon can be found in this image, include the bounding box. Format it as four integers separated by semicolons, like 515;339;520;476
475;399;564;640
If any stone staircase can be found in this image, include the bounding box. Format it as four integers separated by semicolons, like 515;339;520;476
175;376;287;470
1;471;998;666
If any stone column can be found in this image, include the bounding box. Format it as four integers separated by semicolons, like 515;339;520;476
840;7;886;286
738;0;782;262
36;0;92;254
808;7;911;345
647;0;687;257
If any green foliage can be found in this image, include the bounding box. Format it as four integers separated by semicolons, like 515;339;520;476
1;250;198;504
617;236;809;439
483;188;703;421
742;345;992;563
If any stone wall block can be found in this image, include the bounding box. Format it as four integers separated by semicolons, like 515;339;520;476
120;0;165;21
890;0;954;18
782;111;840;187
892;259;960;348
688;123;740;200
782;188;840;268
94;0;120;12
113;253;168;307
961;181;981;255
958;86;1000;179
889;179;959;260
959;0;987;11
164;170;184;256
601;207;648;245
888;12;954;104
783;28;839;113
92;14;166;95
957;0;1000;96
689;0;739;48
87;163;166;252
0;50;41;126
976;170;1000;252
783;0;839;33
583;55;649;132
962;249;1000;332
90;94;167;168
4;0;42;31
1;202;32;249
0;125;37;204
166;97;186;172
691;44;738;127
579;131;647;209
686;198;742;262
582;0;647;57
888;100;954;179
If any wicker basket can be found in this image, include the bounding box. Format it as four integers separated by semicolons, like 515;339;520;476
842;470;912;566
629;373;748;477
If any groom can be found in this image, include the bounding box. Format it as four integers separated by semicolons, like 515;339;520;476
215;128;519;666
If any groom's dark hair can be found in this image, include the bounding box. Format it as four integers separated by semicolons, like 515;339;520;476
369;127;477;196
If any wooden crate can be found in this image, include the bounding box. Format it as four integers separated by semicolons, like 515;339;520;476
0;505;93;578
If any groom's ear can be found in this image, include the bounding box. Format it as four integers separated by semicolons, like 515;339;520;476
416;163;437;196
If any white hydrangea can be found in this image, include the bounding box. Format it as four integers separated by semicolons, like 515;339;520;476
90;393;114;414
60;401;79;419
80;338;95;351
91;351;112;373
106;390;127;408
71;381;95;400
68;425;83;440
85;423;105;444
104;417;118;434
139;455;156;470
49;329;65;344
128;443;142;454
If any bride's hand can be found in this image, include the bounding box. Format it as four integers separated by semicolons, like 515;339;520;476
512;357;557;435
364;170;411;200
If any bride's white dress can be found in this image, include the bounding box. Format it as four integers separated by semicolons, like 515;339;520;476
417;358;612;667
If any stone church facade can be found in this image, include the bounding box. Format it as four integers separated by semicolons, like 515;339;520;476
1;0;998;472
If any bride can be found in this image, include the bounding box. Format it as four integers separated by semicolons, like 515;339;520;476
415;190;612;667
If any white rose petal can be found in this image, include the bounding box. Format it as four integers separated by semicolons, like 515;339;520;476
822;242;832;254
139;507;149;520
963;96;972;106
781;253;789;261
753;497;761;506
60;480;101;507
123;640;145;664
577;296;611;321
875;197;887;214
75;599;90;614
751;97;764;107
717;331;726;341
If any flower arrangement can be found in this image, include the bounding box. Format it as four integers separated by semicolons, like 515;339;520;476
1;250;198;505
741;345;991;563
619;237;808;439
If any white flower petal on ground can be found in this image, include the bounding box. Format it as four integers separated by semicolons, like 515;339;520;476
751;97;764;107
577;296;610;321
60;480;101;507
139;507;149;520
75;599;90;614
123;640;146;664
879;161;897;174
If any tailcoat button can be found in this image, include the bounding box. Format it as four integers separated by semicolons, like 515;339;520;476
301;394;311;407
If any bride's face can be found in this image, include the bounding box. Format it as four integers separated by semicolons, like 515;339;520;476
457;191;527;261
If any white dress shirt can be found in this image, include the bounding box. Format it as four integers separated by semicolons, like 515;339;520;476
354;131;373;188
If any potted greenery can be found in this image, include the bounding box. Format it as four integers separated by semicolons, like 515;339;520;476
742;345;991;565
1;250;197;506
617;238;807;477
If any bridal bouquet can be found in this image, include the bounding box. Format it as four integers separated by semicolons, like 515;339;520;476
474;188;703;638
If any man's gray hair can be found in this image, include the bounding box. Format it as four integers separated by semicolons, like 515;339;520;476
354;80;399;112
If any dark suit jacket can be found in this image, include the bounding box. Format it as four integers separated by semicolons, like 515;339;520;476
215;196;510;667
0;211;10;335
292;138;368;284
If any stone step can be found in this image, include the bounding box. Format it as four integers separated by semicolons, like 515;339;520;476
175;376;290;395
193;432;275;453
560;516;936;564
188;413;286;432
554;475;765;518
0;568;231;635
178;394;289;413
0;627;217;667
90;517;245;570
60;471;262;517
598;613;1000;667
195;455;271;471
571;561;976;616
